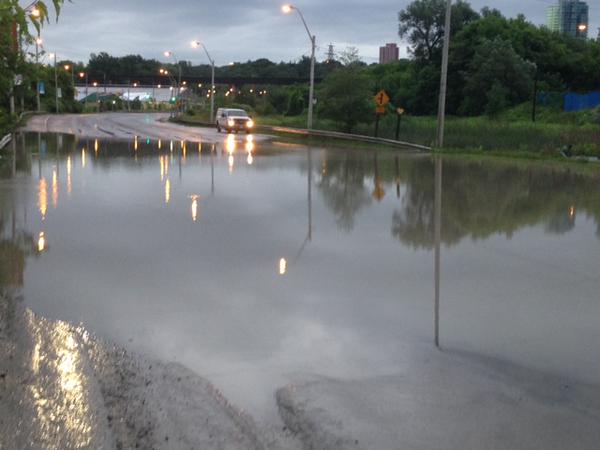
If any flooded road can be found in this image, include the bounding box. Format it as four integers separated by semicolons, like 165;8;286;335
1;130;599;425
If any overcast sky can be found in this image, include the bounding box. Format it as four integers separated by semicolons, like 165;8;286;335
36;0;598;65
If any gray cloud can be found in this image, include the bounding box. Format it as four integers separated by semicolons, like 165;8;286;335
38;0;598;64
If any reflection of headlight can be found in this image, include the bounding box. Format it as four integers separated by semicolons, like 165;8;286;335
246;120;254;128
227;119;235;127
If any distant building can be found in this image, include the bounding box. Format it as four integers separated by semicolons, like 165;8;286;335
379;43;399;64
546;0;589;38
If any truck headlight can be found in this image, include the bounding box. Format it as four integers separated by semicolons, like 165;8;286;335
247;120;254;128
227;119;235;127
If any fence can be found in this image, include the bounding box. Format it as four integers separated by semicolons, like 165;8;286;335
564;91;600;112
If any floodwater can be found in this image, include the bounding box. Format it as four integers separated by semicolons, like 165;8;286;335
1;132;599;422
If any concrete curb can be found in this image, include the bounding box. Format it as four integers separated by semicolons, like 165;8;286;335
266;126;431;151
175;119;431;152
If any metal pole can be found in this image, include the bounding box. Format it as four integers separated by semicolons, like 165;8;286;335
35;36;40;112
308;35;315;129
436;0;452;148
289;7;316;129
395;113;401;140
177;63;182;114
531;69;538;123
434;157;442;348
210;62;215;122
54;53;58;113
308;147;312;241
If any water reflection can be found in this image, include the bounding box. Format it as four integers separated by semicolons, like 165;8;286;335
26;314;96;448
1;132;600;422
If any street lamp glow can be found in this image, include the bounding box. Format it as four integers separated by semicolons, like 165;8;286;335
35;37;43;45
190;39;216;121
31;7;40;17
578;24;587;31
164;51;172;57
79;72;85;78
64;64;70;71
281;3;316;129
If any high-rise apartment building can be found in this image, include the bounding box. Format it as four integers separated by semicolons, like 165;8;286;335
546;0;589;38
379;43;399;64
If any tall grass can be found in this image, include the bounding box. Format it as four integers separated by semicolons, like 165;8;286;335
184;104;600;157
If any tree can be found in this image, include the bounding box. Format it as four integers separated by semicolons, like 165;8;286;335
398;0;479;62
1;0;66;124
460;38;535;115
317;65;373;133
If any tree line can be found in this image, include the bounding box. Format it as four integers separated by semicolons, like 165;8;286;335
2;0;599;135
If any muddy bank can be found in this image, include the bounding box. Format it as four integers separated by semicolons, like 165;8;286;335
0;293;296;449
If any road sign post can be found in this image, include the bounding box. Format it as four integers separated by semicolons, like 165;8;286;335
395;107;405;141
373;90;390;138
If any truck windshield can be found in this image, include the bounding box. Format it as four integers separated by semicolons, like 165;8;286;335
228;110;248;117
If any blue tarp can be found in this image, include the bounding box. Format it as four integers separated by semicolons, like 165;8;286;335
564;91;600;112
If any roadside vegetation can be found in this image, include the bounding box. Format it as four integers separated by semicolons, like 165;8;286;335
2;0;599;159
1;0;69;136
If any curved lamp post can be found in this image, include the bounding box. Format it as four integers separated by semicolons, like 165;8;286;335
191;40;216;122
164;50;182;113
282;4;316;129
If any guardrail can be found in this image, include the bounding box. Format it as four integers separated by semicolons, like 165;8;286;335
0;134;11;150
175;118;431;152
265;126;431;152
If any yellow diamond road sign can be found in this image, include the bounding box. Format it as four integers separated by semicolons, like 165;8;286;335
374;90;390;107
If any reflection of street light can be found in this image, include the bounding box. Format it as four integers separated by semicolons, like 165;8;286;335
38;231;46;252
191;40;216;122
279;258;287;275
190;195;199;222
282;4;316;129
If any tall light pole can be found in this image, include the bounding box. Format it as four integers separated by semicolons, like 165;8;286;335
191;40;215;122
64;63;74;101
435;0;452;148
282;4;316;129
35;35;42;112
164;51;182;113
49;52;58;113
79;71;88;106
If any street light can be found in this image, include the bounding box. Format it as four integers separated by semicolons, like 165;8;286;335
35;36;42;111
191;40;216;122
79;71;88;106
577;23;588;38
164;50;182;112
48;52;58;113
282;4;316;129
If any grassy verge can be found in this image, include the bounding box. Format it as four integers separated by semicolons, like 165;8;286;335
179;104;600;159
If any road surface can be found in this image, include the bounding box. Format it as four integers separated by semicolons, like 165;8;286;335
22;112;264;143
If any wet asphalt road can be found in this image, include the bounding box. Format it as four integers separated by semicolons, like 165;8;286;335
22;112;260;143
